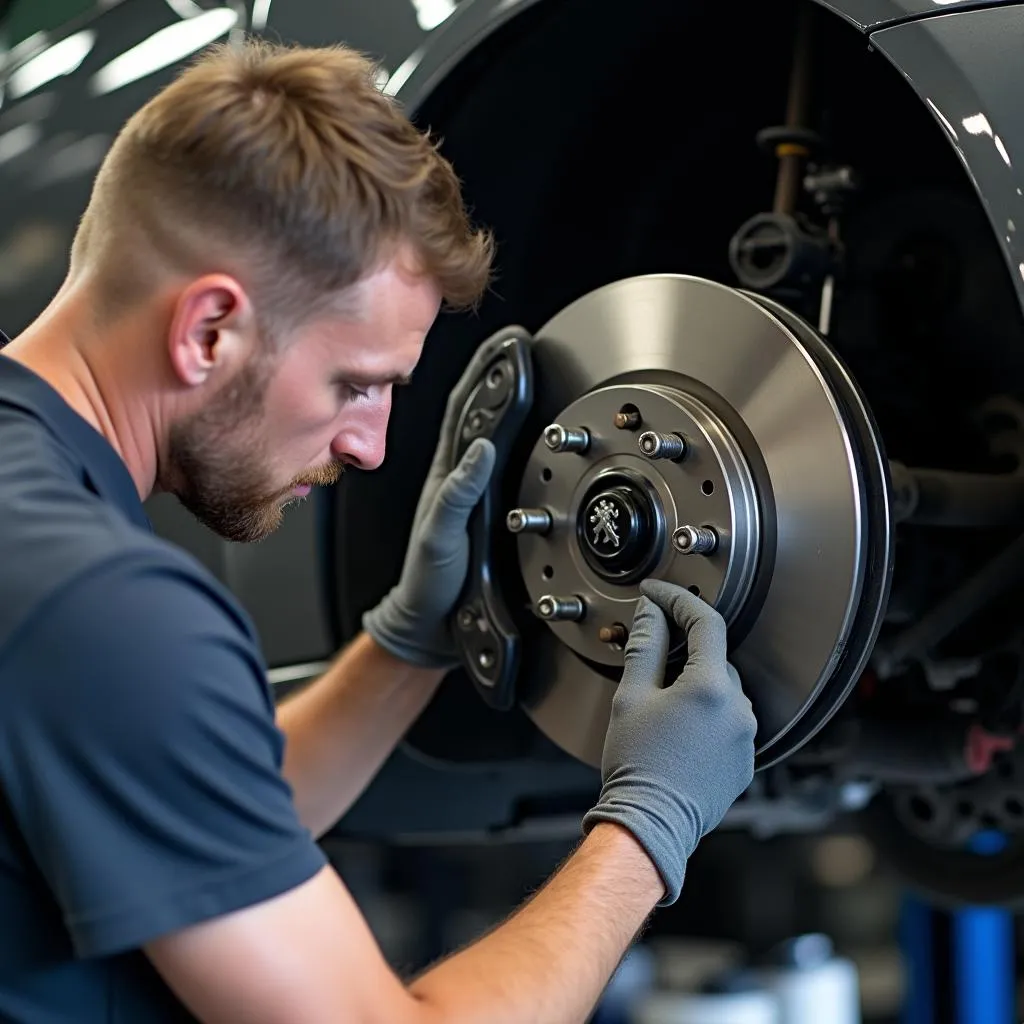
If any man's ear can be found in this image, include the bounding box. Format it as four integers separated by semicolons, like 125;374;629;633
167;275;256;388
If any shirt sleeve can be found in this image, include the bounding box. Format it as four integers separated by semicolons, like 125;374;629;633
0;552;328;959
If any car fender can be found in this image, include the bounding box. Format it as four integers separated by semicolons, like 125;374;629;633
868;6;1024;321
385;0;1024;320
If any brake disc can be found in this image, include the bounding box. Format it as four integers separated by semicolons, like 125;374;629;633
505;274;893;769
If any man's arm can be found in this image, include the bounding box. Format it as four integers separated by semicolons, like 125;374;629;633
409;821;662;1018
276;632;444;837
147;583;756;1024
146;821;661;1024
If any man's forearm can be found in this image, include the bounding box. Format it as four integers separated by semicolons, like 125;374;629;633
408;821;665;1024
276;632;444;836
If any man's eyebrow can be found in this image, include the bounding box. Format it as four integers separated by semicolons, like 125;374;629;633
332;371;414;387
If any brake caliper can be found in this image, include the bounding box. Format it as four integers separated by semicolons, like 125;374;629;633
449;328;534;710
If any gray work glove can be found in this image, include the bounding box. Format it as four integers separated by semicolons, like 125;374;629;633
582;578;757;905
362;345;501;669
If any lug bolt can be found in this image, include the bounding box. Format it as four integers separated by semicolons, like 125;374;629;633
672;525;719;555
638;430;687;461
614;407;642;431
506;508;553;534
457;606;477;630
599;623;629;646
477;649;496;670
544;424;590;454
536;594;586;621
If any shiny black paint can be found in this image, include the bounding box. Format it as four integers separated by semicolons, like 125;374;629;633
872;6;1024;313
817;0;1013;30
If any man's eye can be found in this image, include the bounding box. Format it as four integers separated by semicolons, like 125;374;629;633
338;382;369;401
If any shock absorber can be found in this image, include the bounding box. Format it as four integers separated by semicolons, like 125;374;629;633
727;4;856;334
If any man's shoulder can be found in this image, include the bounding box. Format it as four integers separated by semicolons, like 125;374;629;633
0;417;132;627
0;390;267;709
0;497;259;680
0;529;273;734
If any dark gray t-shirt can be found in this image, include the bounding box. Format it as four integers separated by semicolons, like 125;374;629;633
0;340;327;1022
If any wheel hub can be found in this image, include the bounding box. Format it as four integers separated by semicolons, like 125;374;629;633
515;381;763;669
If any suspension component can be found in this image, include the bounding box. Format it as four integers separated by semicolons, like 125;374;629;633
673;525;719;555
638;430;687;461
506;508;553;534
544;424;590;453
536;595;586;622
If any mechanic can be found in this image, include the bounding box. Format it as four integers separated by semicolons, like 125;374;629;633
0;38;756;1024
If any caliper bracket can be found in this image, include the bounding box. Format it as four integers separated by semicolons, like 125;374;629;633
450;326;535;710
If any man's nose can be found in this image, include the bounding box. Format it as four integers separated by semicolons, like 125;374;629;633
331;395;391;471
331;427;386;471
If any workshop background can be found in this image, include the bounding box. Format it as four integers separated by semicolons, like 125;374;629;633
5;1;1024;1022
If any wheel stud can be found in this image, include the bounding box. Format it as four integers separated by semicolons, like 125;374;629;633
536;595;586;621
672;525;719;555
506;508;552;534
638;430;687;461
544;424;590;453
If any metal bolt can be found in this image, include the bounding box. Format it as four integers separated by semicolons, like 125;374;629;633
638;430;687;461
614;408;642;431
477;649;496;670
544;424;590;454
599;623;629;646
536;594;586;622
506;507;553;534
672;525;719;555
457;606;477;630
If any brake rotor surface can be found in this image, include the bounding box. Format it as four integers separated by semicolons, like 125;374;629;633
511;274;892;769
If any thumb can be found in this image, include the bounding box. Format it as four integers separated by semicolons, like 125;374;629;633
639;578;728;672
616;596;670;699
425;437;496;537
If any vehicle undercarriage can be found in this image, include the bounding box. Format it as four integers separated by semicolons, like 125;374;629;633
331;0;1024;906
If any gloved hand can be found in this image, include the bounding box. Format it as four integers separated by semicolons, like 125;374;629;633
362;343;501;669
582;578;757;905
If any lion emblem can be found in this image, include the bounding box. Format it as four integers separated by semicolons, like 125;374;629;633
589;498;621;549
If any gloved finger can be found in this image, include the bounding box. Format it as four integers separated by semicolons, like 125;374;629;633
726;662;746;693
434;327;530;470
638;578;728;672
422;437;496;540
617;596;670;699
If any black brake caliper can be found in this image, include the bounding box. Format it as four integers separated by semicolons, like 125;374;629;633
450;329;534;710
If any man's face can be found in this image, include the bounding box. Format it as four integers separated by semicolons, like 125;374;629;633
167;253;441;543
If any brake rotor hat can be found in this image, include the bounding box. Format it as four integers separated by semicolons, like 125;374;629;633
510;275;892;770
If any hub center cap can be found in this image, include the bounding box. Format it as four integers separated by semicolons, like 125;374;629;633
579;476;657;580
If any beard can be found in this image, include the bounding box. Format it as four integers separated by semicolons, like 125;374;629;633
165;358;342;543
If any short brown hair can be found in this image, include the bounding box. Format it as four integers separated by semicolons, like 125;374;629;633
72;38;493;332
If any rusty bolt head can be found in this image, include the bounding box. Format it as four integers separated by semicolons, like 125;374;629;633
599;623;629;646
